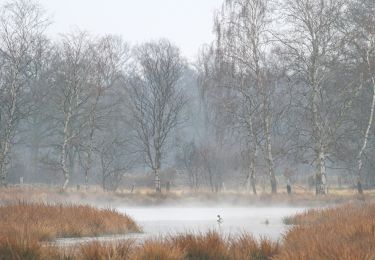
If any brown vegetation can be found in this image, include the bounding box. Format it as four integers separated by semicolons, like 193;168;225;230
277;203;375;260
72;232;278;260
0;188;374;259
1;186;373;207
0;202;140;242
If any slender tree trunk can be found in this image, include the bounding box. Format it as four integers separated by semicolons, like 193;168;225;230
265;115;276;194
194;172;199;191
316;145;327;195
0;137;11;186
310;64;327;195
254;43;276;194
357;75;375;194
84;91;100;189
250;157;257;195
262;83;276;193
0;154;8;186
154;168;161;193
84;148;92;189
245;147;257;195
61;111;72;191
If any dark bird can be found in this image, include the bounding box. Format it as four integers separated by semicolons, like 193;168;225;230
217;214;223;225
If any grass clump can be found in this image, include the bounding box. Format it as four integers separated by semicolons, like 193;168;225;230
276;203;375;260
0;202;140;242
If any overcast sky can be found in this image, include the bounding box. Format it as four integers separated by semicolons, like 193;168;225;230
34;0;222;61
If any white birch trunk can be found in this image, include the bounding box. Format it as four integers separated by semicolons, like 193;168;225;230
154;168;161;193
61;110;72;191
316;146;327;195
357;74;375;194
265;114;276;193
310;64;327;195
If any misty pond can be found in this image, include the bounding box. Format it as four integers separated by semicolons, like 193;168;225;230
54;206;306;245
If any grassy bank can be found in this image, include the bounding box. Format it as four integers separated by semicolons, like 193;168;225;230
278;203;375;260
0;232;278;260
0;202;140;259
0;202;140;242
1;186;373;207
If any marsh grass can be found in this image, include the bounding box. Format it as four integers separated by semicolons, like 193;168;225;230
72;204;375;260
276;203;375;260
0;189;374;259
0;202;140;242
1;186;373;207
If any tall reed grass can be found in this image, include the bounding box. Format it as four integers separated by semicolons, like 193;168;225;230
276;203;375;260
0;200;374;259
0;202;140;242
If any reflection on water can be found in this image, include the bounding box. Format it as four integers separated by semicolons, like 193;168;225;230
53;206;306;246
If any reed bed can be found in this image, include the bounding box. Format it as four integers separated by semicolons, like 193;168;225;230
1;186;373;208
0;202;140;242
75;232;278;260
277;203;375;260
0;196;374;259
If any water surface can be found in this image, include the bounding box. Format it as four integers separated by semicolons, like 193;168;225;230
54;206;306;246
121;206;305;240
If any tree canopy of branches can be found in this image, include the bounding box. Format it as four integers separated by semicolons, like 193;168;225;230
127;40;186;192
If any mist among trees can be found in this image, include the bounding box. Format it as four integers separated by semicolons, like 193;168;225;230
0;0;374;195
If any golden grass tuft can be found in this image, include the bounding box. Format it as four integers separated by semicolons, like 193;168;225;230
170;231;231;260
0;202;140;242
229;234;279;260
131;240;184;260
277;203;375;260
78;241;134;260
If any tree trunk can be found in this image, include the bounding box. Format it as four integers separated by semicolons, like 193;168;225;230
246;152;257;195
357;74;375;194
84;148;92;189
265;116;276;194
154;168;161;193
0;158;7;187
0;81;18;187
310;65;327;195
60;111;72;191
316;146;327;195
0;129;13;186
0;146;9;186
62;171;70;191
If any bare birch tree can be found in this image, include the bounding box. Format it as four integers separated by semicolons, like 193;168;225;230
346;0;375;193
213;0;277;193
127;39;186;192
78;35;129;187
49;32;94;190
279;0;352;194
0;0;48;185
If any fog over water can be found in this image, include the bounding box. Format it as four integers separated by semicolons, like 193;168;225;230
121;206;306;239
53;206;306;246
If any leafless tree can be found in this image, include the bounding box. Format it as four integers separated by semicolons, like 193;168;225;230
127;39;186;192
48;32;94;190
278;0;354;194
176;141;201;191
0;0;49;185
96;134;133;192
345;0;375;193
212;0;277;193
78;35;130;187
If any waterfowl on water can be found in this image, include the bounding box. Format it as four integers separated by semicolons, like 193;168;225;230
217;214;223;224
